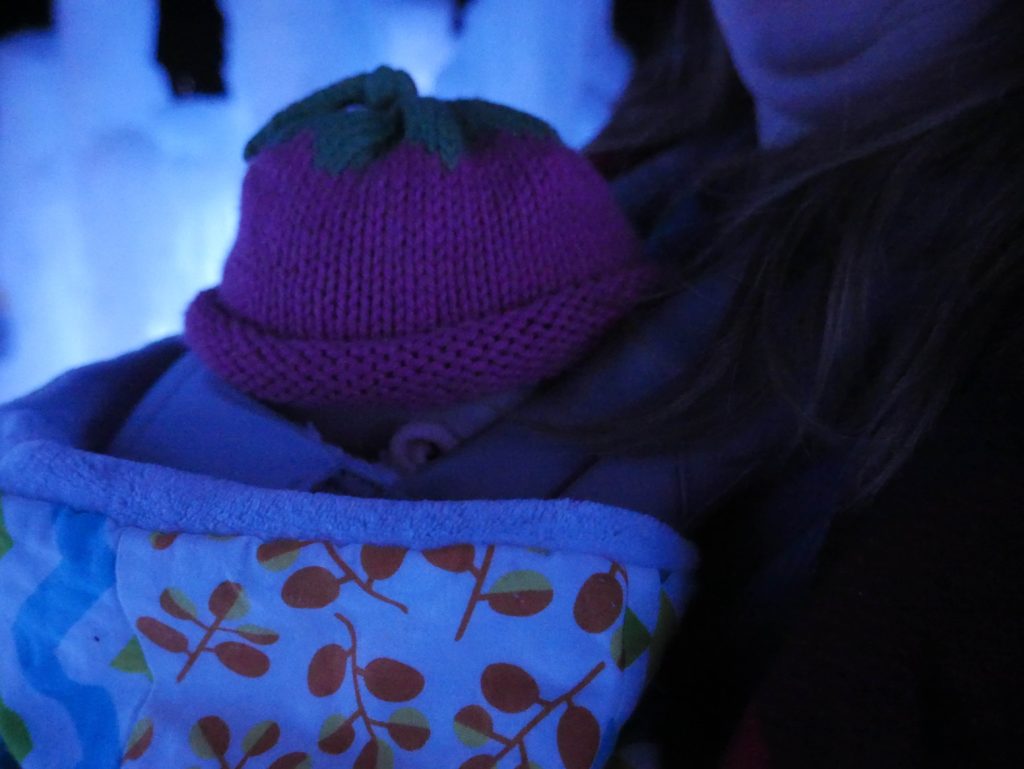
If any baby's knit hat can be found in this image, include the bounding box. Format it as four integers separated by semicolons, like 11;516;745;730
185;66;655;408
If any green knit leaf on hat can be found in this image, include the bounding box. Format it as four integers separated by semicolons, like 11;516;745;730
401;97;467;170
307;109;402;175
450;98;557;144
243;65;559;173
243;67;412;160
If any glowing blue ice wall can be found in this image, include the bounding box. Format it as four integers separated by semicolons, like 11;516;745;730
0;0;629;402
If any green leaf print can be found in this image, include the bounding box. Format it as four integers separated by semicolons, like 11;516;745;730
610;608;653;670
160;588;200;621
256;540;304;572
241;720;281;757
386;707;430;751
111;636;154;680
453;705;492;748
235;624;280;645
208;582;250;621
354;738;394;769
0;498;13;560
190;716;230;759
318;714;356;754
123;718;155;762
646;591;677;682
484;570;554;617
0;695;32;763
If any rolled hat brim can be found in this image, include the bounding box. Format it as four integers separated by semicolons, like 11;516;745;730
184;261;659;408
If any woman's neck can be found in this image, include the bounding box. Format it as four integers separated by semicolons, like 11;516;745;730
710;0;1005;147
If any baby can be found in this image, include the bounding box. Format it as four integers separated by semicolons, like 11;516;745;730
171;66;655;487
0;68;692;769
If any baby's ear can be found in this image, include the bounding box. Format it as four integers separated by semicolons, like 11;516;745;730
386;421;460;473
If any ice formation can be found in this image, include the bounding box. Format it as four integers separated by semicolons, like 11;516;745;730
0;0;629;401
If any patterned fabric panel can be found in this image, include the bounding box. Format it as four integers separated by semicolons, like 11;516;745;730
0;496;150;769
118;531;685;768
0;497;686;768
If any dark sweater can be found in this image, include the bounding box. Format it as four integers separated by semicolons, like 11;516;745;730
717;356;1024;768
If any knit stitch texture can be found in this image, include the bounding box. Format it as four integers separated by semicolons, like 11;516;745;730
185;70;653;407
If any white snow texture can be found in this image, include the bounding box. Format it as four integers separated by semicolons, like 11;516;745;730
0;0;630;401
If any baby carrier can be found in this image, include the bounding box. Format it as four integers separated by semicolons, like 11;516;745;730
0;342;693;769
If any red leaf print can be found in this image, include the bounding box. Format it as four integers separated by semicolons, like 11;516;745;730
423;544;475;573
268;751;310;769
159;588;198;621
362;658;424;702
484;590;552;617
354;740;376;769
242;721;280;757
136;617;189;653
484;571;553;617
208;581;247;619
387;707;430;751
282;566;340;608
459;756;497;769
197;716;230;758
573;573;624;633
257;539;304;563
150;532;178;550
353;739;392;769
480;663;539;713
454;705;493;748
318;716;356;755
388;722;427;751
235;625;280;645
360;545;406;580
308;644;348;697
122;719;154;761
214;641;270;677
557;705;601;769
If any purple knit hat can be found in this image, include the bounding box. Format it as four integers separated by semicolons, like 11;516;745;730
185;67;655;408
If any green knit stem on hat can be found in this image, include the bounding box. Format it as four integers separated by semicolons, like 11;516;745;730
244;65;559;172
